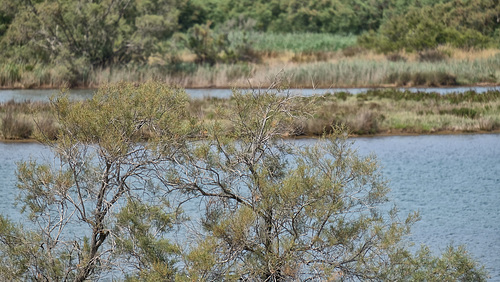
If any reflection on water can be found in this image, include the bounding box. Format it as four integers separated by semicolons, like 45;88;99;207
1;134;499;279
1;86;500;102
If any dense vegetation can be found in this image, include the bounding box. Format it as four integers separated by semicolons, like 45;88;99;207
0;0;499;88
0;82;488;280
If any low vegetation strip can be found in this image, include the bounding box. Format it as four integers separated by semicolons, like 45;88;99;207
1;50;500;89
2;88;500;141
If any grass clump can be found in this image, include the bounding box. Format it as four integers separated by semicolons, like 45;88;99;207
1;110;33;139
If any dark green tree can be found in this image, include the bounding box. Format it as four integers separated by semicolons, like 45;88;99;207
0;0;182;81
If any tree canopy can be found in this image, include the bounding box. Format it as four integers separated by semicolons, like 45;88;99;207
0;0;499;74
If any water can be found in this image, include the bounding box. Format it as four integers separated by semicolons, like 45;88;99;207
1;86;499;102
352;134;500;280
0;142;53;222
1;134;499;279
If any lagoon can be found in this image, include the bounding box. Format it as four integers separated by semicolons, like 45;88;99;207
0;134;499;280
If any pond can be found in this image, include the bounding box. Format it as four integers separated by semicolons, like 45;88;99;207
1;86;500;102
0;134;499;280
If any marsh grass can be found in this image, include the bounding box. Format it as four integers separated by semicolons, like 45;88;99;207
1;111;33;139
191;89;500;136
0;100;54;140
1;48;499;88
297;89;500;135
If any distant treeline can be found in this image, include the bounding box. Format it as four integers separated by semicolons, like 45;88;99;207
0;0;499;85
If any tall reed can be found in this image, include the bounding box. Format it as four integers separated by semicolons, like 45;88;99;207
0;51;499;89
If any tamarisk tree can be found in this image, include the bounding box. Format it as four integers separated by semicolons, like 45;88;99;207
168;89;486;281
0;82;192;281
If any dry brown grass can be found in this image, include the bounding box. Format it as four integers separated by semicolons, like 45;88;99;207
1;111;34;139
446;47;500;61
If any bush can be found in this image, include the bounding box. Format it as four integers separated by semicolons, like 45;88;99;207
334;91;351;101
434;72;458;86
348;109;380;134
35;117;58;140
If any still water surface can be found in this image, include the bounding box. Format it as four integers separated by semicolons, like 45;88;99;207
0;134;499;279
1;86;500;102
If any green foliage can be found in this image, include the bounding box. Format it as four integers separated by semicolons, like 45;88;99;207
0;0;182;82
249;32;356;52
186;20;260;65
172;89;487;280
192;0;386;34
360;0;498;52
186;23;224;65
450;107;479;119
0;0;17;37
115;200;181;281
0;215;71;280
386;245;487;281
0;0;499;88
385;71;458;87
6;82;192;280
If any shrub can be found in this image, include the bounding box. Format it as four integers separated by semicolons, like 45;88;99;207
412;72;429;86
385;72;412;86
434;72;458;86
333;91;351;101
35;117;58;140
348;109;379;134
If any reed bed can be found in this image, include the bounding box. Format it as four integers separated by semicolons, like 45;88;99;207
3;89;500;141
83;52;500;88
1;51;499;89
0;100;55;140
